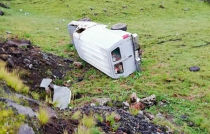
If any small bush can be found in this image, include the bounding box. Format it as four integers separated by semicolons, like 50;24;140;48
37;107;50;125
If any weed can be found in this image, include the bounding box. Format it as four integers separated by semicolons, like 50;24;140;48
0;61;29;94
0;102;25;134
129;107;139;116
82;114;95;128
31;92;40;100
71;111;81;120
37;107;50;125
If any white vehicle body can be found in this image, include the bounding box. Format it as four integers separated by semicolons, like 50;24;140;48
67;21;141;79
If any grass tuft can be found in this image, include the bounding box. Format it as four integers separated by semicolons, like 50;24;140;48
0;61;29;94
37;107;50;125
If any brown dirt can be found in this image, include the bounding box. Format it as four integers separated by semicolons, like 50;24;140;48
0;38;80;133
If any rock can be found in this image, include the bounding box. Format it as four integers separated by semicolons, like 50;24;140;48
53;85;71;109
78;76;84;82
123;101;129;108
187;121;194;127
0;54;9;61
94;98;111;106
6;100;36;117
103;8;107;12
0;10;4;16
140;94;156;108
156;112;164;119
18;124;35;134
73;61;82;69
6;31;11;34
189;66;200;72
144;112;154;120
64;58;74;62
28;64;33;69
130;92;137;103
7;58;15;67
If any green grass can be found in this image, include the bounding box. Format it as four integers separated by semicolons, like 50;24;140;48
0;102;25;134
1;0;210;133
0;61;29;94
36;107;50;125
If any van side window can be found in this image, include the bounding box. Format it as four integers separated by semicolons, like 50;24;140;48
111;47;121;62
114;62;124;74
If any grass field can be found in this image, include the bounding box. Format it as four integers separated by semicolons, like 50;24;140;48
1;0;210;133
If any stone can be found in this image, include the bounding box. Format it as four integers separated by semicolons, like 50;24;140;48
94;98;111;106
6;100;36;117
130;92;137;103
189;66;200;72
18;124;35;134
140;94;156;107
6;31;11;34
53;85;71;109
156;112;164;119
40;78;52;89
73;61;83;69
7;58;15;67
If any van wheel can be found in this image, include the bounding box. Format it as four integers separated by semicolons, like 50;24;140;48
111;23;127;31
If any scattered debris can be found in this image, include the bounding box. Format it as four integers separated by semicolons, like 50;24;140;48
40;78;52;90
0;39;74;90
53;85;71;109
18;124;35;134
75;105;168;134
189;66;200;72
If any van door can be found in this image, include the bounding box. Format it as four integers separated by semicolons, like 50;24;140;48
120;40;135;76
111;40;135;78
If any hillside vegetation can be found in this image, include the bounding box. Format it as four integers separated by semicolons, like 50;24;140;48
0;0;210;133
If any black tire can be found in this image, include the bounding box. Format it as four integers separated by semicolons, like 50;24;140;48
111;23;127;31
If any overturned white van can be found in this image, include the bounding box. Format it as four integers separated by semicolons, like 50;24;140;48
67;21;142;79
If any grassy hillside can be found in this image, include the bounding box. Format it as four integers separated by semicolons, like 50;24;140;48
1;0;210;133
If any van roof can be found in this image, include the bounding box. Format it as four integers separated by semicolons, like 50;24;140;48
79;25;131;50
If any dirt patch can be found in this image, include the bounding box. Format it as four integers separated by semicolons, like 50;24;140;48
0;38;74;92
44;117;79;134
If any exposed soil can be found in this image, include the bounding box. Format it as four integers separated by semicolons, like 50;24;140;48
0;38;169;134
0;38;74;92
